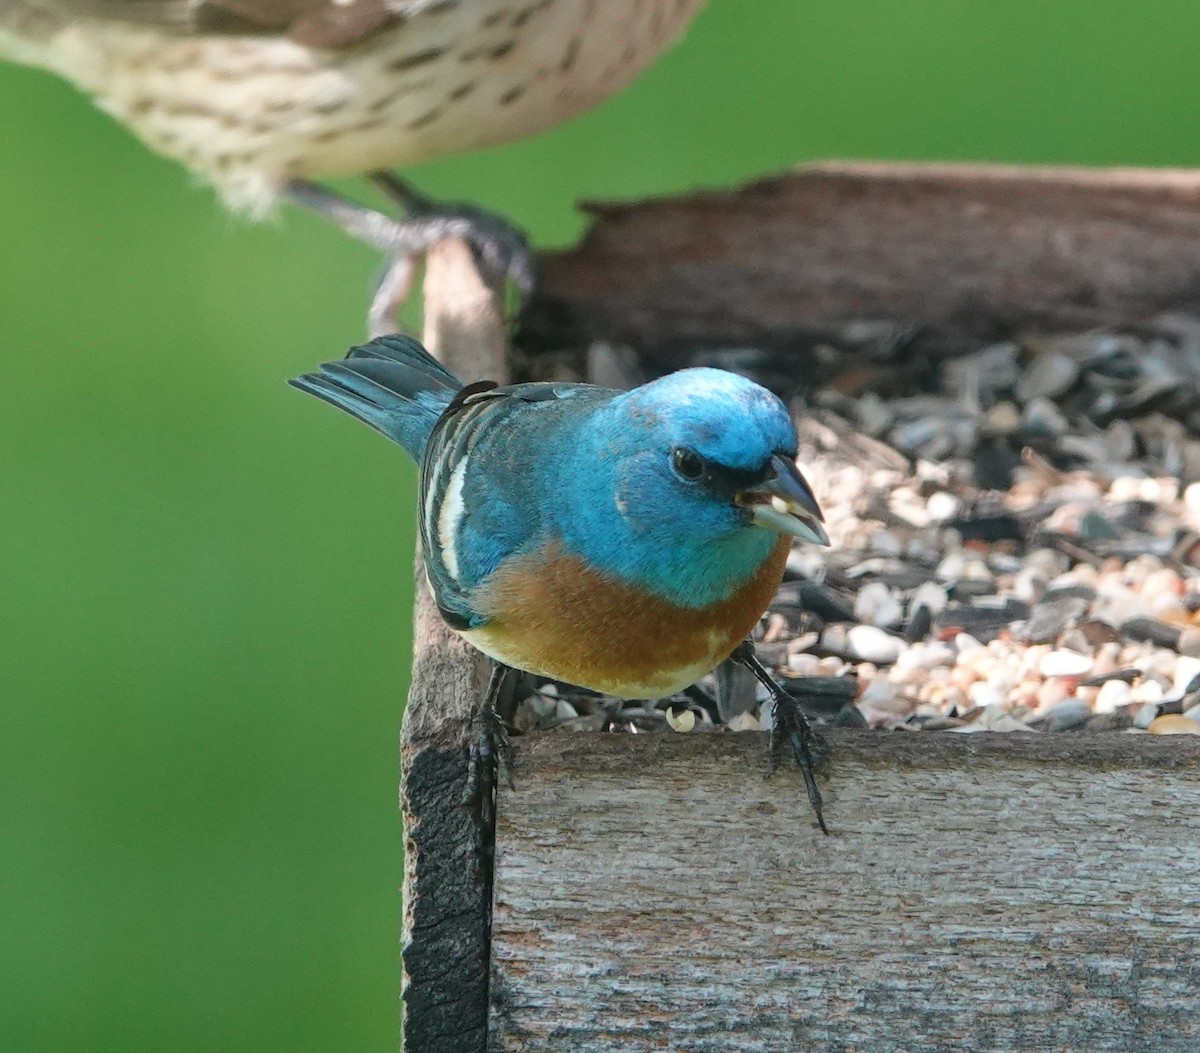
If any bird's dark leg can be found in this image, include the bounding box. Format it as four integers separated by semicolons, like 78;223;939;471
462;661;516;830
283;177;535;335
731;640;830;835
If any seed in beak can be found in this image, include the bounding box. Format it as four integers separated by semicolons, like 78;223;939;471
771;495;789;515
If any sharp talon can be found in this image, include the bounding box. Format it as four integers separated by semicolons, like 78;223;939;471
735;639;832;835
371;171;534;293
790;727;829;835
461;663;516;828
286;176;535;330
769;696;829;835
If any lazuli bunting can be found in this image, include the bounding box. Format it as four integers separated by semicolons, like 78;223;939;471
292;334;832;830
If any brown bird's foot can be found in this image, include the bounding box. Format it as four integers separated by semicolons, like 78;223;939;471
462;663;517;831
371;172;535;292
284;176;535;335
731;640;830;835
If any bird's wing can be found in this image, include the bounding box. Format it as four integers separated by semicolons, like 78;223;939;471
17;0;457;48
418;380;609;631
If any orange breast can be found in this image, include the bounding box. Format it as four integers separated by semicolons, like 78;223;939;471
461;536;790;698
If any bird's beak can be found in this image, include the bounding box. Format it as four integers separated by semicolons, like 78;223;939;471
738;454;829;546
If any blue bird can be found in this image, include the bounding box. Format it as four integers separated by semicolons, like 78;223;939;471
291;334;832;830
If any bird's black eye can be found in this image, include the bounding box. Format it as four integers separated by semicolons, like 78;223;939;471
671;447;706;482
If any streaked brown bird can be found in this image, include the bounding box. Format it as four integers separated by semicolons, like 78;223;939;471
0;0;706;322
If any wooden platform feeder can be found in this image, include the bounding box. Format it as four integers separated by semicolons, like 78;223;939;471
401;164;1200;1053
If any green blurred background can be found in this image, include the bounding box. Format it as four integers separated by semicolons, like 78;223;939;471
2;1;1199;1049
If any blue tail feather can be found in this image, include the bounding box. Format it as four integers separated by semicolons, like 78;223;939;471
290;334;463;460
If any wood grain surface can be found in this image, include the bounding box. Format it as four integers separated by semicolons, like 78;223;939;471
491;730;1200;1052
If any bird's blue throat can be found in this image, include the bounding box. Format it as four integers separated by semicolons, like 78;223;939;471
555;498;780;609
548;410;785;610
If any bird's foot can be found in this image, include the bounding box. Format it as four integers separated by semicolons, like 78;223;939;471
284;175;535;335
768;692;830;835
461;667;517;830
371;172;535;296
731;639;830;834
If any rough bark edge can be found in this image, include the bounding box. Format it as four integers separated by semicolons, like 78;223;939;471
400;240;508;1053
517;161;1200;376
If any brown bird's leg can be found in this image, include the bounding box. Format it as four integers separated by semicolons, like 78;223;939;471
462;661;517;831
284;177;535;335
731;640;830;835
371;172;534;288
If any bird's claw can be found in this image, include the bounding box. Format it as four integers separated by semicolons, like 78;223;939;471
284;176;535;337
731;638;831;834
367;171;535;333
769;692;829;835
461;694;515;830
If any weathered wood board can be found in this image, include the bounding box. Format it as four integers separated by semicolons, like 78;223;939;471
519;163;1200;373
491;731;1200;1052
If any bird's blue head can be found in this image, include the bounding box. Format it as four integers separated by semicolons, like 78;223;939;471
560;368;828;608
